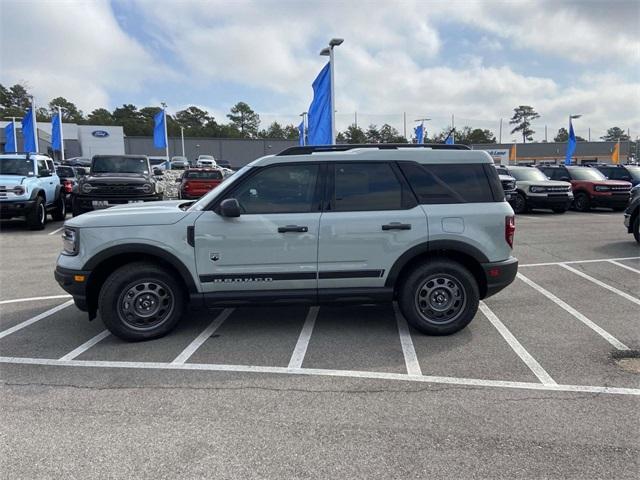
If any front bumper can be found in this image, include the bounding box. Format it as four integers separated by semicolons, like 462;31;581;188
590;193;631;209
481;257;518;299
54;265;91;311
73;194;163;211
0;199;36;217
527;194;573;209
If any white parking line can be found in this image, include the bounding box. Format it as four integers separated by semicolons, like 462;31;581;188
560;263;640;306
607;260;640;275
393;303;422;376
0;294;71;305
0;300;74;340
48;226;64;236
517;273;630;350
171;308;234;364
59;330;111;361
520;256;640;268
479;302;556;385
288;306;319;369
1;356;638;396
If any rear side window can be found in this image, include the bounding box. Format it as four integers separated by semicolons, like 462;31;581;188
399;163;495;204
333;162;403;211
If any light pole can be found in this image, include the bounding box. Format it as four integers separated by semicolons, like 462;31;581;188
180;126;185;157
3;117;19;152
320;38;343;145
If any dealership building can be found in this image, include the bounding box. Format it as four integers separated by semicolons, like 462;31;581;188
1;121;634;168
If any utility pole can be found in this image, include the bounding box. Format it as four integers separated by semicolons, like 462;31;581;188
544;125;547;142
354;112;357;128
588;128;591;142
180;126;185;157
499;118;503;144
403;112;407;139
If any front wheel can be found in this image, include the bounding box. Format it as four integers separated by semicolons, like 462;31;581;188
573;192;591;212
51;193;66;221
26;196;46;230
397;260;479;336
633;215;639;244
98;262;185;341
513;193;528;214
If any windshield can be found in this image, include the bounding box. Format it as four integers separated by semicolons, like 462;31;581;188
149;159;167;166
0;158;35;176
189;164;252;211
569;168;606;181
185;170;223;179
92;156;149;174
510;168;549;182
56;166;75;177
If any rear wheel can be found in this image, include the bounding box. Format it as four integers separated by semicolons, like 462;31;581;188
26;196;46;230
513;193;528;214
633;215;639;244
51;193;66;221
71;197;84;217
99;262;185;341
398;260;479;336
573;192;591;212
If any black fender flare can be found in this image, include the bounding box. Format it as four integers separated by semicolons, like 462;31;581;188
385;240;489;287
83;243;198;293
29;187;45;201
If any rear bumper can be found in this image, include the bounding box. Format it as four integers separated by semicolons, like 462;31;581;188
0;199;36;217
54;265;91;311
481;257;518;299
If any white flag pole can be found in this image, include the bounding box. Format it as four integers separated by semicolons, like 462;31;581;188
163;109;169;161
31;97;39;152
58;106;65;161
12;118;17;151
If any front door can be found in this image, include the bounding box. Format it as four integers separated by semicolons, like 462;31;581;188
194;162;322;298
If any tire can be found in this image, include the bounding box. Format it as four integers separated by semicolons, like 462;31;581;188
98;262;185;341
574;192;591;212
633;215;639;244
397;259;480;336
513;193;528;214
552;207;567;214
51;193;66;221
26;196;46;230
71;197;84;217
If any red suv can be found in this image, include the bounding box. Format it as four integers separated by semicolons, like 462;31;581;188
178;168;224;199
537;165;632;211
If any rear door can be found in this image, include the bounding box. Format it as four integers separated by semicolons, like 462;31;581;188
317;161;428;291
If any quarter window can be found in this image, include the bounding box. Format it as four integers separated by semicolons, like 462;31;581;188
399;163;494;204
333;162;403;211
230;164;319;214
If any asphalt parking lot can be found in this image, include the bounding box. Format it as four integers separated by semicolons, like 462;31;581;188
1;211;638;479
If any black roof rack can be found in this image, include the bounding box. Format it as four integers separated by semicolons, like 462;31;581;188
276;143;471;156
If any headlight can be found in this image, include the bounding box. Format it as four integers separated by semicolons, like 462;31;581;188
141;183;153;193
81;183;95;194
594;185;610;192
61;227;79;256
13;186;25;195
530;186;545;193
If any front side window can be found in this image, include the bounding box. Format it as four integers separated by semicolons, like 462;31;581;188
37;159;47;175
333;162;403;211
230;164;319;214
400;163;494;204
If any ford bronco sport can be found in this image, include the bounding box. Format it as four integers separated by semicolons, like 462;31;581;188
0;153;66;229
55;144;518;341
71;155;164;216
499;165;573;214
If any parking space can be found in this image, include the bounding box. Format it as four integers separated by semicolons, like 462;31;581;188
1;210;639;478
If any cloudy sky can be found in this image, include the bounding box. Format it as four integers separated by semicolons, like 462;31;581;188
1;0;639;140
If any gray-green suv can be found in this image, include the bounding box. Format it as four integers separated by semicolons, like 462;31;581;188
499;165;573;214
55;144;518;341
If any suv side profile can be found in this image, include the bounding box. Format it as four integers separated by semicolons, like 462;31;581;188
72;155;164;216
537;165;632;212
55;144;518;341
500;165;573;214
0;153;66;229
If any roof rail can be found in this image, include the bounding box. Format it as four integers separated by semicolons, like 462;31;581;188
276;143;471;156
0;151;48;158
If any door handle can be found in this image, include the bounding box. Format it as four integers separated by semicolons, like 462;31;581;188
278;225;308;233
382;223;412;231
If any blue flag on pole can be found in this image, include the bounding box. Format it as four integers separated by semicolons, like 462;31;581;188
4;122;16;152
153;110;167;149
564;120;576;165
22;108;36;153
298;121;305;146
51;113;62;151
307;63;331;145
445;130;454;145
414;124;424;144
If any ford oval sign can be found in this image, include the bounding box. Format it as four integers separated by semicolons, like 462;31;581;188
92;130;109;138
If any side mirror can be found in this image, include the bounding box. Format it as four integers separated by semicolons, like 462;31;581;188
219;198;241;218
153;168;164;176
175;177;182;183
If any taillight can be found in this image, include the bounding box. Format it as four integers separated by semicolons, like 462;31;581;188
63;180;73;193
505;215;515;248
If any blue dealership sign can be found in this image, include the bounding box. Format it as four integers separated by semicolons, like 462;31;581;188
92;130;110;138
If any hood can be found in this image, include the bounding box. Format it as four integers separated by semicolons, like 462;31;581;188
522;180;572;187
587;180;633;188
66;200;191;228
83;172;150;184
0;175;27;187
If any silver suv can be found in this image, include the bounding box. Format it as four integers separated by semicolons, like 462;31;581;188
497;165;573;214
55;144;518;341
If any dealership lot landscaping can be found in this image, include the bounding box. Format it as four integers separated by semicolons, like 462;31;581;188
1;211;638;479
